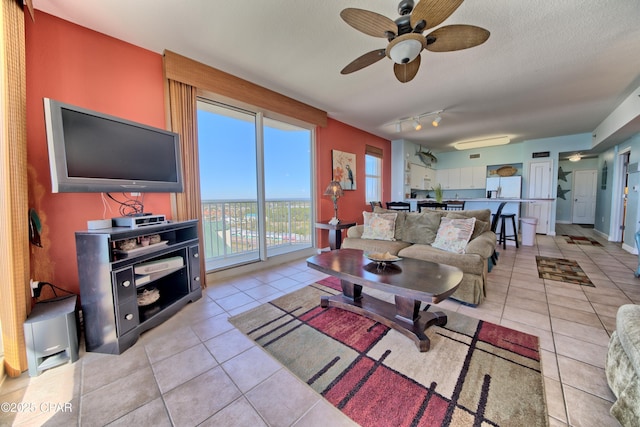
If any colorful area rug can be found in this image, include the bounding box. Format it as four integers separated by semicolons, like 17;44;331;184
563;235;602;247
229;278;547;426
536;256;594;286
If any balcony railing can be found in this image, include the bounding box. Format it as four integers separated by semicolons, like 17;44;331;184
201;198;312;269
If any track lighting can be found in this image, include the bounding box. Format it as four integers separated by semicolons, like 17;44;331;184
388;110;443;133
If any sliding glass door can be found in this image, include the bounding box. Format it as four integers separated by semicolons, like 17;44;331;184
197;100;313;270
263;117;312;257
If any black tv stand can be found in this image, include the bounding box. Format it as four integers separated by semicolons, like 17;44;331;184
75;219;201;354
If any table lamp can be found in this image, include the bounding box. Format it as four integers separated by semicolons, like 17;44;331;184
324;181;344;225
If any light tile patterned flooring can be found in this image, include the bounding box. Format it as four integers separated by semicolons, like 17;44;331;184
2;224;639;426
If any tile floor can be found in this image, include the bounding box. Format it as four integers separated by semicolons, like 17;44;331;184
1;224;639;426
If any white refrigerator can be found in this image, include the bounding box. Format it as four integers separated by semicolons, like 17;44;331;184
486;176;522;198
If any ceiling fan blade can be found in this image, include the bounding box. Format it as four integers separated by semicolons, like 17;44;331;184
341;8;397;38
394;55;421;83
425;25;490;52
341;49;387;74
410;0;464;30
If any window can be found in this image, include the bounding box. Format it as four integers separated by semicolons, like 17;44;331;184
197;100;313;271
365;145;383;203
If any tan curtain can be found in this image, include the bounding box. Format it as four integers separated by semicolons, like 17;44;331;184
1;0;30;376
166;79;206;287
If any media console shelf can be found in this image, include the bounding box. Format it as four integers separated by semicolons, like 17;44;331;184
76;219;202;354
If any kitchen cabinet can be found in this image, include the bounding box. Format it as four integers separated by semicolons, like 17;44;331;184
437;168;460;190
460;166;486;189
409;163;435;190
437;167;485;190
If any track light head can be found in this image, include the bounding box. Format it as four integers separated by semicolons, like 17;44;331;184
431;116;441;127
395;122;402;132
413;118;422;131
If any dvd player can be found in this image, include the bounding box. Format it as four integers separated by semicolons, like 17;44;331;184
113;214;166;228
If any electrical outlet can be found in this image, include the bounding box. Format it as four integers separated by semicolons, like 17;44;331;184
30;279;39;298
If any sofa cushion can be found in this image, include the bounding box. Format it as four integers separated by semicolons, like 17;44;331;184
432;217;476;254
398;244;485;275
402;211;443;245
361;211;397;241
446;211;490;240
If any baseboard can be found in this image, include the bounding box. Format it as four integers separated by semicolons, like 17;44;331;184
556;220;572;224
622;242;637;255
593;228;609;240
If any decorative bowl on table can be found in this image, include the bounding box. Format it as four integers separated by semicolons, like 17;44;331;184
365;252;402;273
364;252;402;264
365;252;402;263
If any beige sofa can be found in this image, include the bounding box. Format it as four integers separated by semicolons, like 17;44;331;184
342;208;496;306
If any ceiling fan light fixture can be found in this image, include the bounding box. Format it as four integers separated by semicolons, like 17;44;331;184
431;116;441;127
454;136;510;150
389;38;422;64
413;118;422;131
569;153;581;162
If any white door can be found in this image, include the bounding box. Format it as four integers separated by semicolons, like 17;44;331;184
572;169;597;224
527;160;553;234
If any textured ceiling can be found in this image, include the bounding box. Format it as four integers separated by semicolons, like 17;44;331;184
33;0;640;153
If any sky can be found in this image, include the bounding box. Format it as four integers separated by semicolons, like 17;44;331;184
197;108;311;200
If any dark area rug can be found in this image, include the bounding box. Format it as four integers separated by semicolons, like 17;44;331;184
536;256;595;286
563;235;602;246
229;278;548;427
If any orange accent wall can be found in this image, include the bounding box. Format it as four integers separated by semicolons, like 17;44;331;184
25;12;171;296
24;12;392;293
316;119;391;248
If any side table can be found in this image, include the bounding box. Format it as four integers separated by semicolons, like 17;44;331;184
315;221;356;250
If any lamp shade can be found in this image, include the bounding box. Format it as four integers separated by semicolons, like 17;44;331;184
324;181;344;198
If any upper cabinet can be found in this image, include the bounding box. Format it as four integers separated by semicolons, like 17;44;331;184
437;166;486;190
409;163;435;190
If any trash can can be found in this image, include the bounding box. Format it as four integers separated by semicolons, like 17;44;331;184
520;217;538;246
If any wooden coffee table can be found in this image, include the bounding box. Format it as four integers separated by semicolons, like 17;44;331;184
307;248;463;352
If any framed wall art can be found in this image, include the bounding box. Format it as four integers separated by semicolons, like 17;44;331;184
332;150;356;190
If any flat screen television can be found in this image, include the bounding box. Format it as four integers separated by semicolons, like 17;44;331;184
44;98;184;193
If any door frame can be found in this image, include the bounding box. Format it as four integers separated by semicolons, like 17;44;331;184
610;149;630;242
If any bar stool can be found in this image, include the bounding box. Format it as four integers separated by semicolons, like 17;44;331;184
498;213;519;249
489;202;507;266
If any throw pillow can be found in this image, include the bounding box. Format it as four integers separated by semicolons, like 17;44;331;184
402;211;443;245
361;211;397;241
373;206;406;240
446;212;489;240
432;217;476;254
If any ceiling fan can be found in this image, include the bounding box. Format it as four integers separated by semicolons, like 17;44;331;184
340;0;490;83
